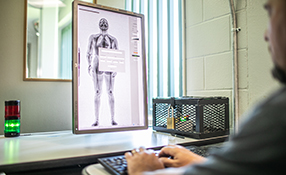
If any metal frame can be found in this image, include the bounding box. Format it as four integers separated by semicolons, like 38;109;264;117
72;0;148;134
153;97;229;139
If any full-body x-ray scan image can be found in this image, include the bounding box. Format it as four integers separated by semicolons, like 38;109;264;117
86;18;118;126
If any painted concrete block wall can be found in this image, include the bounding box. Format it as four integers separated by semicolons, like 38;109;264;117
185;0;280;127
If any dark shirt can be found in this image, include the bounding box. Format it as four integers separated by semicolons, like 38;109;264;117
184;86;286;175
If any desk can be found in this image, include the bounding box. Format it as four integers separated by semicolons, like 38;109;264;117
0;129;227;174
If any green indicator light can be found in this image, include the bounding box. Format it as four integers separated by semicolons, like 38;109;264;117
4;119;20;133
180;117;187;122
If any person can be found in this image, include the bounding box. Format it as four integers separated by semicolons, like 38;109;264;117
124;0;286;174
86;18;118;126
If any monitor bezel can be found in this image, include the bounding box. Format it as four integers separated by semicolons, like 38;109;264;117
72;0;148;134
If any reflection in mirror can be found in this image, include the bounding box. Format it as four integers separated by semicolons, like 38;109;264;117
25;0;93;81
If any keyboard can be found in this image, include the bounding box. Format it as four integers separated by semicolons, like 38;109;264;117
184;144;222;157
98;155;128;175
97;144;222;175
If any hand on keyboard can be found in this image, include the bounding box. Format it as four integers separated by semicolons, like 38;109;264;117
124;148;165;175
98;149;163;175
97;144;220;175
158;145;207;168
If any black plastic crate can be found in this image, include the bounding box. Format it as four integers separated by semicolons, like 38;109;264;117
153;97;229;139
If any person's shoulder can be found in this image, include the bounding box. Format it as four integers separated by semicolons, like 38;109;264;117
261;86;286;108
248;86;286;122
234;86;286;137
240;87;286;119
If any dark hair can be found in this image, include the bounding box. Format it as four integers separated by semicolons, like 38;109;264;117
272;64;286;85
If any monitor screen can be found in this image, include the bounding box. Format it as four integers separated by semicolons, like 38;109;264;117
72;0;148;134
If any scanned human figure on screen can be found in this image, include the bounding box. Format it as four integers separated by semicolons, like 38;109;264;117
86;18;118;126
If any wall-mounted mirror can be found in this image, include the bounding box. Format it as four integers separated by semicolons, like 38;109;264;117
24;0;94;81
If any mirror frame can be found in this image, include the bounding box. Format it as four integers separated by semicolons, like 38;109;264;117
23;0;96;82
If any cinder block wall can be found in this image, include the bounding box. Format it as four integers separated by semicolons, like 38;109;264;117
185;0;280;128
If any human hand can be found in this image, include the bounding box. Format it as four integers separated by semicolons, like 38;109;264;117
125;147;164;175
158;145;206;168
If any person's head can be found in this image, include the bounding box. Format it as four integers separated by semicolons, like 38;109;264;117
264;0;286;84
99;18;109;32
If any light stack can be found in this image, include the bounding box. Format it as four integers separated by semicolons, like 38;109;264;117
4;100;21;137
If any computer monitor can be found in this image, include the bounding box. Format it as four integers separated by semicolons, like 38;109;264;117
72;0;148;134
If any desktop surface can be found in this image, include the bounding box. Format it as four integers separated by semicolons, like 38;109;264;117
0;129;227;174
